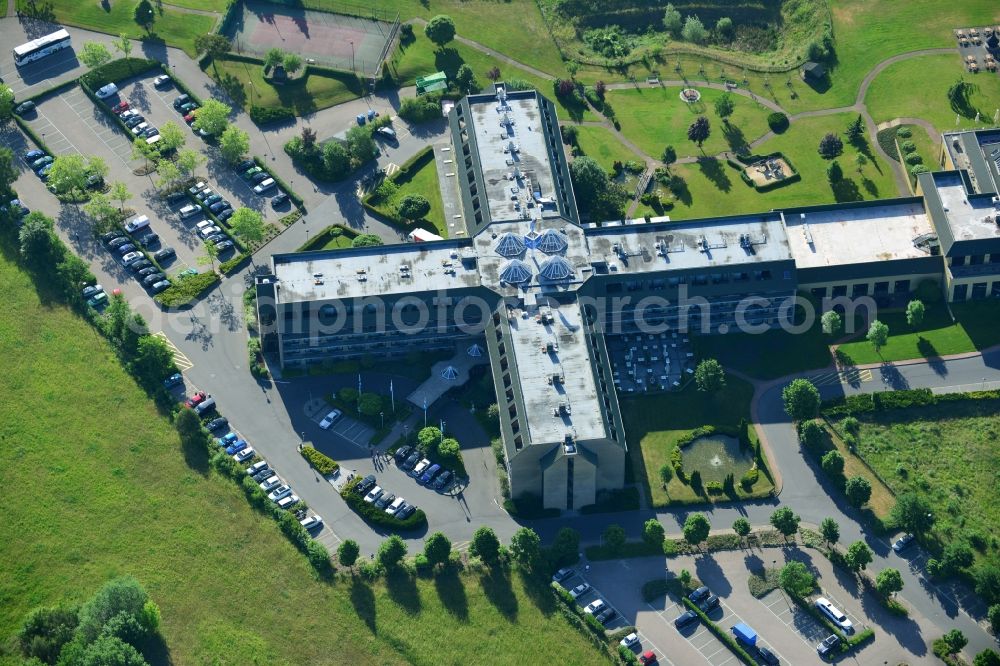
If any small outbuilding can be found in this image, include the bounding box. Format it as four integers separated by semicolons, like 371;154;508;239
801;61;827;81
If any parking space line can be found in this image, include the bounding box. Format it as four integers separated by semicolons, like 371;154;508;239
31;109;79;156
153;332;194;371
55;91;135;166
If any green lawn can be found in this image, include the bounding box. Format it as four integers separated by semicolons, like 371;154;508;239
370;151;448;237
621;376;773;506
607;86;773;160
208;57;364;113
865;53;1000;132
848;397;1000;569
835;300;1000;365
0;251;606;665
574;125;644;171
18;0;216;57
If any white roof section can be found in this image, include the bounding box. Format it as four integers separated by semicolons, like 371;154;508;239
504;299;606;444
934;172;1000;243
469;92;563;224
784;201;935;268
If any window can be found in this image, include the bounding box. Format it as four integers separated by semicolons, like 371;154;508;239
971;282;988;299
992;282;1000;298
969;255;984;265
832;285;848;297
951;255;966;267
893;279;910;293
852;283;869;296
874;281;889;293
783;270;792;280
811;287;827;299
953;284;968;301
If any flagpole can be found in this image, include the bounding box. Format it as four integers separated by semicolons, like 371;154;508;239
357;374;361;414
423;397;427;428
390;379;395;413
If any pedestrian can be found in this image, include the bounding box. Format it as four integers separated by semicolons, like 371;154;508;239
585;564;590;573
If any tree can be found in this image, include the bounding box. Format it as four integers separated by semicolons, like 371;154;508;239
338;539;360;567
131;335;175;386
658;463;673;488
113;33;133;59
941;542;975;574
855;153;868;174
551;527;580;566
175;148;204;178
714;93;735;123
687;116;711;150
694;358;725;393
264;47;285;70
438;438;459;459
301;126;317;150
134;0;155;31
79;635;147;666
732;517;751;542
818;132;844;158
770;507;800;540
799;419;824;451
844;476;872;507
79;41;112;69
942;629;968;655
779;561;816;597
569;156;608;203
425;15;456;49
48;154;89;193
470;526;501;565
603;524;626;553
844;540;873;571
662;145;677;165
194;33;229;62
681;15;708;43
377;535;407;569
416;426;441;453
352;234;383;248
820;450;845;478
155;160;181;189
866;319;889;352
157;120;186;153
782;379;820;421
821;310;842;337
110;181;131;211
0;83;14;121
76;576;154;644
876;567;904;597
87;155;109;183
198;239;220;273
229;208;266;250
662;3;682;35
846;114;864;143
643;518;665;548
17;605;79;664
424;532;452;568
989;603;1000;634
345;125;378;163
132;138;157;171
219;125;250;164
322;141;352;180
820;517;840;546
193;99;231;137
976;566;1000;606
975;649;1000;666
455;64;479;95
906;299;925;328
84;193;117;231
398;194;431;222
19;212;57;265
826;160;843;183
283;53;303;75
486;66;501;82
716;16;734;40
595;80;607;98
509;527;541;570
682;513;710;548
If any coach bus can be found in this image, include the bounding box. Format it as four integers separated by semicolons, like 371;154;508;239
13;29;72;67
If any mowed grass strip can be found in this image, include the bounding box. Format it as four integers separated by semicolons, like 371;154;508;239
371;153;448;237
208;56;365;113
573;125;644;171
0;252;605;666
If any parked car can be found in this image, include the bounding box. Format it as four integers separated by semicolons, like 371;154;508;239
204;233;227;244
569;583;590;599
688;586;711;603
187;182;206;196
85;174;103;189
217;208;234;222
385;497;405;516
121;251;144;265
81;284;104;299
197;225;221;239
395;503;416;520
267;484;293;502
363;485;384;503
259;476;281;492
124;115;145;129
354;474;376;495
180;102;198;113
620;633;640;649
117;243;137;255
111;101;129;114
203;194;222;206
246;461;269;477
815;597;853;633
87;292;109;308
129;259;153;272
124;214;149;233
277;494;300;510
137;266;159;278
185;391;207;408
233;447;255;463
243;166;262;179
153;74;172;89
31;155;53;170
252;466;273;482
250;171;270;184
401;452;420;470
14;101;36;116
674;609;699;629
23;149;45;161
411;458;431;477
150;280;171;294
162;374;183;390
552;567;574;583
153;247;176;261
235;159;256;172
375;126;396;141
183;113;196;125
584;599;606;615
892;533;915;553
130;122;149;136
433;470;453;490
95;83;119;99
217;432;238;448
209;200;231;214
142;127;159;138
138;233;159;248
120;109;139;121
300;515;323;531
271;193;289;207
166;191;187;205
205;417;229;432
108;236;131;249
195;188;214;201
253;178;276;194
214;240;234;252
319;409;342;429
374;492;395;510
700;595;721;612
394;446;412;462
37;164;53;179
596;607;617;625
816;634;841;659
638;651;657;666
173;94;190;109
757;646;780;665
142;273;166;287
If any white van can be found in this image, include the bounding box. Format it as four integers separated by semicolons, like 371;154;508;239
124;214;149;233
253;178;275;194
146;134;162;147
95;83;119;99
179;204;201;219
815;597;853;633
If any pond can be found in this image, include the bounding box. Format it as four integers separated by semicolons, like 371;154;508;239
680;434;755;483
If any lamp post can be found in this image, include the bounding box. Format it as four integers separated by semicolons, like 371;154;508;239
380;411;384;429
350;41;355;73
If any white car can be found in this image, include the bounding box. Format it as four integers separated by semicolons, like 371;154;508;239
121;251;143;265
233;447;255;463
411;458;431;477
195;219;214;230
300;515;323;531
95;83;119;99
246;461;269;477
253;178;275;194
584;599;606;615
130;122;149;135
569;583;591;599
385;497;405;515
815;597;853;633
198;225;221;239
124;214;149;233
277;494;300;510
268;484;293;502
363;485;383;503
259;476;281;492
319;409;342;430
620;633;640;648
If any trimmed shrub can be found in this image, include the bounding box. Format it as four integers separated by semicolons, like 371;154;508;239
767;112;789;133
905;153;923;165
79;58;159;89
154;272;219;308
900;140;917;153
300;446;340;475
250;105;295;126
896;126;912;138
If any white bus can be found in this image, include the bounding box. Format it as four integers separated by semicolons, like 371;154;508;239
13;29;72;67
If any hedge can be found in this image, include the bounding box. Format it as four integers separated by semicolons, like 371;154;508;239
160;64;202;106
340;477;427;530
821;387;1000;417
154;271;220;308
220;252;251;276
300;446;340;476
252;157;306;211
549;583;619;661
297;224;358;252
361;146;436;228
249;105;296;126
736;151;802;192
682;597;760;665
786;592;875;653
13;115;54;156
20;77;78;105
79;58;160;89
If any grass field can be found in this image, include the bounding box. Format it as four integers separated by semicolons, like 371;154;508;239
835;300;1000;365
819;424;896;520
621;376;773;506
865;54;1000;132
0;250;605;666
574;125;644;171
370;153;448;237
208;57;364;113
17;0;216;58
846;397;1000;568
894;123;941;178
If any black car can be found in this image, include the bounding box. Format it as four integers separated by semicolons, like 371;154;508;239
396;504;416;520
271;192;289;207
100;230;123;243
204;233;227;244
401;452;420;470
394;445;412;462
166;191;187;205
143;127;160;138
217;208;234;222
107;236;130;248
251;171;270;184
149;280;171;294
138;233;159;248
153;247;176;261
172;94;190;110
673;610;699;629
129;259;153;272
205;417;229;432
214;240;234;252
209;200;231;214
124;116;145;128
433;470;453;490
688;586;711;603
757;647;779;665
699;595;720;612
235;159;255;172
355;474;376;495
595;608;617;625
14;101;36;116
142;272;166;286
137;266;159;277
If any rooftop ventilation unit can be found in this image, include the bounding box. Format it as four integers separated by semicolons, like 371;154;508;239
494;232;526;257
499;259;532;284
539;256;573;281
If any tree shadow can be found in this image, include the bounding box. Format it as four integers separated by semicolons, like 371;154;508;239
916;336;948;376
434;47;465;80
721;122;749;156
140;630;172;666
433;565;469;621
217;72;248;109
830;177;862;202
696;157;732;193
517;569;558;614
694;554;731;596
385;568;421;614
480;568;518;620
349;577;377;633
861;177;879;197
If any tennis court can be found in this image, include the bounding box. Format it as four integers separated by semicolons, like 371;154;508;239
227;0;397;76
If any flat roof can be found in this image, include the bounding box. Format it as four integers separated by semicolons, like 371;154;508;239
473;218;590;294
271;242;481;303
585;213;793;274
504;298;606;444
469;94;563;224
784;201;934;268
943;129;1000;195
933;171;1000;243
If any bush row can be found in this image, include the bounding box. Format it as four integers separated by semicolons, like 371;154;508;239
249;105;296;126
550;582;621;661
682;598;759;665
13;115;54;156
220;252;250;276
155;271;220;308
340;477;427;530
297;224;358;252
79;58;160;89
300;446;340;476
821;387;1000;417
252;156;306;211
160;65;202;107
19;77;78;105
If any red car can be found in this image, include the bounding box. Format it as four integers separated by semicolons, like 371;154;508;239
185;391;207;408
638;652;657;665
184;113;196;125
111;101;130;114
